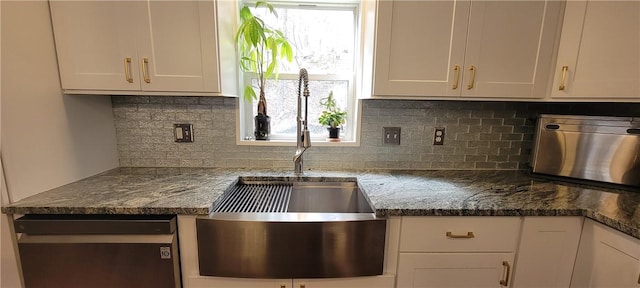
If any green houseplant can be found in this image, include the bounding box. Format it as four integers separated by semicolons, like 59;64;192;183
236;1;293;140
318;91;346;141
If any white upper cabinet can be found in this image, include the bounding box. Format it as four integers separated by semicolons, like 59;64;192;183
551;1;640;100
136;1;219;93
371;0;563;99
462;1;561;99
49;0;237;96
372;0;468;98
49;1;138;92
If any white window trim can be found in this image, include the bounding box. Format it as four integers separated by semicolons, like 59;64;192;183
235;0;365;147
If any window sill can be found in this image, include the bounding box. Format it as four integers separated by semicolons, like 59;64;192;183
236;139;360;147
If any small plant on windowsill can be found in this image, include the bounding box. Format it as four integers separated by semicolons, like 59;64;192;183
318;91;347;142
236;1;293;140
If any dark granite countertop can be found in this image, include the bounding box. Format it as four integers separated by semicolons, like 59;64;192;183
2;168;639;238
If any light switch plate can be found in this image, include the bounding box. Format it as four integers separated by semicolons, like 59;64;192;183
174;124;193;143
383;127;401;145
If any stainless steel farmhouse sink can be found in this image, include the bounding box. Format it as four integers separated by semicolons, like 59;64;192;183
196;177;386;279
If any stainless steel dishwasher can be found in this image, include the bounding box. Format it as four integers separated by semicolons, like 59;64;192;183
14;214;180;288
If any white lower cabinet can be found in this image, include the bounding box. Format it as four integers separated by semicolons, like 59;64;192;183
292;276;396;288
397;253;515;288
188;277;291;288
570;219;640;288
512;217;583;288
396;217;520;288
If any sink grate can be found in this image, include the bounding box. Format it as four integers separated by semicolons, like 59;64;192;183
213;184;292;213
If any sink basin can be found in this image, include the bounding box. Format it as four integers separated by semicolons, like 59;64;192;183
208;178;376;219
196;177;386;279
287;181;374;213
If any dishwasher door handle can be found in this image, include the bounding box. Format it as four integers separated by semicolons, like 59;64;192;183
19;233;175;244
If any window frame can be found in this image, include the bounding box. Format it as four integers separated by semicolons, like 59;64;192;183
236;0;362;146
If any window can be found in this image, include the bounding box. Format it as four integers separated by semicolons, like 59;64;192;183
239;1;360;143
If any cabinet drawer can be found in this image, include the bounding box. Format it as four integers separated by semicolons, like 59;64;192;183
400;217;521;252
397;253;515;288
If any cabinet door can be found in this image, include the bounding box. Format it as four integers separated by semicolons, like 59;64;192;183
551;1;640;99
512;217;583;288
292;275;395;288
570;219;640;288
372;0;469;97
187;277;291;288
137;0;219;93
397;253;515;288
462;0;562;98
49;1;140;91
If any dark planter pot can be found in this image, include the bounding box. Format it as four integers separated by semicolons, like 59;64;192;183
327;127;340;139
254;115;271;140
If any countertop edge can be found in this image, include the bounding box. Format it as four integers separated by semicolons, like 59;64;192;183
4;206;638;239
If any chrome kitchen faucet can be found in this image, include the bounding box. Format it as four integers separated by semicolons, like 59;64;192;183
294;68;311;174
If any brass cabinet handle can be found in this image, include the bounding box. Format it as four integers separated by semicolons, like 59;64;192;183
124;57;133;83
500;261;511;286
280;285;286;288
446;231;475;239
142;58;151;83
559;65;568;90
300;285;305;288
467;65;476;90
452;65;461;90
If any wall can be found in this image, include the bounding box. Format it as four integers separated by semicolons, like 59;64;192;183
112;96;640;170
1;2;120;287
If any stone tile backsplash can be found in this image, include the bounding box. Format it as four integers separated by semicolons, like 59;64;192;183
112;96;640;170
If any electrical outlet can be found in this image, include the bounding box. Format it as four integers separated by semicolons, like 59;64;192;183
174;124;194;143
383;127;401;145
433;127;445;145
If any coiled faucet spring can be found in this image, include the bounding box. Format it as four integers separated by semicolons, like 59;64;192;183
294;68;311;174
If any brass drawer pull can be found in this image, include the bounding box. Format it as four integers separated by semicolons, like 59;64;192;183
500;261;511;286
446;231;475;239
559;65;568;90
142;58;151;83
124;57;133;83
452;65;460;90
300;285;305;288
467;65;476;90
280;285;286;288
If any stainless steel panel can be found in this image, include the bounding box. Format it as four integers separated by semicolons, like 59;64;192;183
199;178;386;278
532;114;640;187
196;217;386;278
14;214;176;234
19;233;180;288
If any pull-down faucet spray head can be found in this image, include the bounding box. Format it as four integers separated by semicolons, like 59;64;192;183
302;83;311;148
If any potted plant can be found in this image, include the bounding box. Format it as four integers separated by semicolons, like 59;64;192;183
236;1;293;140
318;91;346;141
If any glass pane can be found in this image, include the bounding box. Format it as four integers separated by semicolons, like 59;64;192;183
252;5;355;75
251;79;349;138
